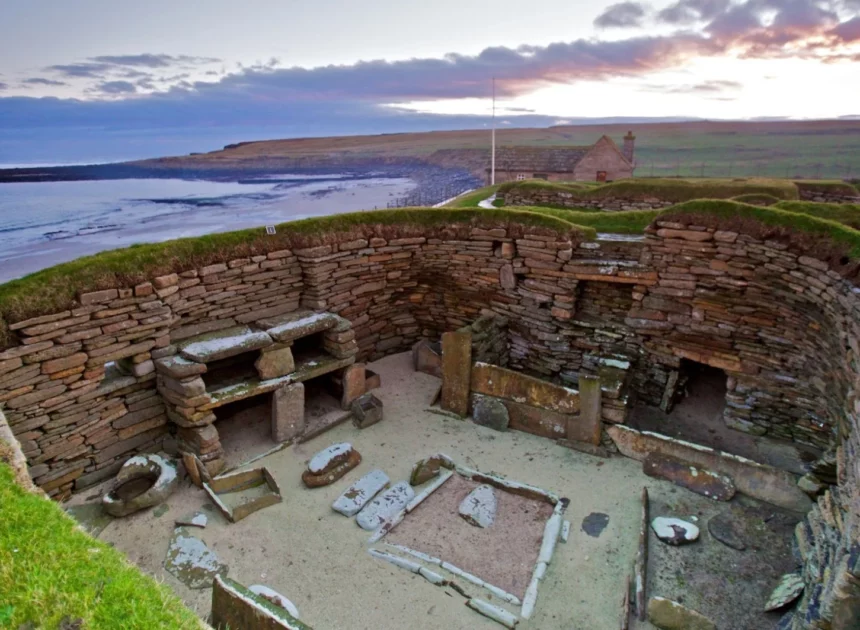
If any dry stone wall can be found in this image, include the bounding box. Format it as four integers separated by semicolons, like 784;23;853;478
502;187;674;211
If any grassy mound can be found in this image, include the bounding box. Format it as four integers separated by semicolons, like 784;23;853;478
0;208;584;339
0;463;201;629
499;177;800;203
517;207;661;234
773;201;860;230
730;193;782;206
793;180;859;197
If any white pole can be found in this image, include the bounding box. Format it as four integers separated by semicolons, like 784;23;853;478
491;77;496;186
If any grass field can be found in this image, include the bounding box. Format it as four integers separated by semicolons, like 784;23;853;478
147;120;860;181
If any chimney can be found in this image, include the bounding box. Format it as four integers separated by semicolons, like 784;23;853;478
622;131;636;164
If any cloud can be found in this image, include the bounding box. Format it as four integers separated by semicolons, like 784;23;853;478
47;62;114;78
658;0;731;25
641;79;742;93
0;82;7;91
89;54;220;68
594;2;649;28
22;77;68;87
97;80;137;94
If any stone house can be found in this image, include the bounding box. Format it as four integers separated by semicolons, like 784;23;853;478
486;132;636;184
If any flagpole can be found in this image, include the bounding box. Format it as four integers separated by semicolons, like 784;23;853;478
491;77;496;186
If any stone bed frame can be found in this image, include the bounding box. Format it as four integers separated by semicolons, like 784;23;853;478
1;214;859;627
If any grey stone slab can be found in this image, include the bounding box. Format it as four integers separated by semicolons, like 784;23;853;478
261;310;341;343
308;442;354;474
356;481;415;531
178;326;273;363
332;469;390;517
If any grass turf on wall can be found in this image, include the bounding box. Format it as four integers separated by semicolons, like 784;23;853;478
793;180;859;197
774;201;860;230
0;463;202;629
0;208;586;341
499;177;800;202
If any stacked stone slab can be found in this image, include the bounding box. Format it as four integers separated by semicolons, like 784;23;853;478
503;188;676;211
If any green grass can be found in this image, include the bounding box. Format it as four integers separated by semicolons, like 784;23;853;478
442;185;499;207
499;177;800;203
0;207;582;337
773;201;860;230
730;193;782;206
0;463;201;629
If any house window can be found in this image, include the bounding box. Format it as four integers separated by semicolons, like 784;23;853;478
596;171;607;182
516;173;527;181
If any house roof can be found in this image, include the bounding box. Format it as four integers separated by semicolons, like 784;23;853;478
491;146;592;173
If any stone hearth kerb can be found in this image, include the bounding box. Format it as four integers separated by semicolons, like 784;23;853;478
155;310;359;475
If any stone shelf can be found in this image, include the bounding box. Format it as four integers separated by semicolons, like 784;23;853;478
258;310;347;343
200;351;354;411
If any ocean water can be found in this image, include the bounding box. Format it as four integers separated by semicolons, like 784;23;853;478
0;175;413;283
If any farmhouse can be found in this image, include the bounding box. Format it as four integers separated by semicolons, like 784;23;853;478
486;131;636;184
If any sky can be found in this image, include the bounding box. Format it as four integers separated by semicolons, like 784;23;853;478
1;0;859;162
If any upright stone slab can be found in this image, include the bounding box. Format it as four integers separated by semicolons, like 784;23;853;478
340;363;366;409
272;382;304;442
441;331;472;417
212;576;312;630
459;484;497;528
471;394;509;432
569;375;601;445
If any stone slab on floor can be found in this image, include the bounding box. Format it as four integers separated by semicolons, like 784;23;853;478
356;481;415;531
332;469;390;517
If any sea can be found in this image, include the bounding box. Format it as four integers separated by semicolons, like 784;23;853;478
0;173;414;283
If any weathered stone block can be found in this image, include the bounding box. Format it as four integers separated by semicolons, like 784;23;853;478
255;347;295;380
470;394;509;432
471;362;580;414
272;382;304;442
412;339;442;378
341;363;366;409
211;576;311;630
351;393;383;429
441;331;472;417
178;326;273;363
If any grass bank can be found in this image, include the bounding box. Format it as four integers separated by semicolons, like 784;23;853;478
0;208;584;337
793;180;859;197
499;177;800;203
0;463;201;629
442;185;499;207
774;201;860;229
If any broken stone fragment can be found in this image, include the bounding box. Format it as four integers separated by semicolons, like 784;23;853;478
248;584;301;619
643;452;736;501
332;469;390;517
301;449;362;488
650;516;699;546
175;511;208;529
308;442;354;475
356;481;415;531
459;484;497;528
409;455;449;486
764;573;805;611
647;597;716;630
707;512;746;551
470;394;510;432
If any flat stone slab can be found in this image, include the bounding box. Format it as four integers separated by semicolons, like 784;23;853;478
459;484;497;528
154;355;207;379
164;527;228;589
356;481;415;531
707;512;746;551
309;442;354;474
261;310;343;343
175;511;208;528
648;597;716;630
332;469;390;517
643;452;736;501
471;362;580;414
301;450;361;488
651;517;699;546
764;573;804;611
179;325;273;363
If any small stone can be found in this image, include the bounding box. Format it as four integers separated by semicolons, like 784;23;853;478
765;573;805;611
459;484;497;528
332;469;390;517
175;512;208;529
254;346;295;380
356;481;415;531
797;473;825;498
707;512;746;551
248;585;300;619
471;394;510;432
647;597;716;630
301;450;361;488
308;443;353;475
651;517;699;546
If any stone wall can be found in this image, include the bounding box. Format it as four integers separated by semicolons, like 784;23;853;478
798;189;860;204
502;187;673;211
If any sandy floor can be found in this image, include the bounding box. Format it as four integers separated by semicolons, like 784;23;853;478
68;352;795;629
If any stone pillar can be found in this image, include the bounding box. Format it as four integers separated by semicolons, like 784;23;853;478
573;375;602;446
340;363;366;410
441;331;472;417
272;382;304;442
